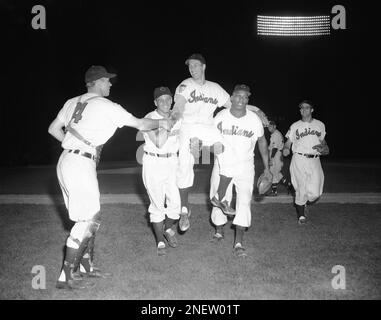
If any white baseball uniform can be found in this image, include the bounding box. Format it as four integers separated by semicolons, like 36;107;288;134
142;110;182;223
56;92;137;224
285;119;326;206
269;129;284;183
174;78;233;189
209;109;264;228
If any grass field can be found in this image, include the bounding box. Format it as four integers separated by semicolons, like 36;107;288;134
1;202;380;300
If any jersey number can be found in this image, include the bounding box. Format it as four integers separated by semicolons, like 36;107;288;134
72;102;88;124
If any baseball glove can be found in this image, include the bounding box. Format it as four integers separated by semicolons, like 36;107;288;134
257;171;273;195
312;142;329;156
189;137;202;158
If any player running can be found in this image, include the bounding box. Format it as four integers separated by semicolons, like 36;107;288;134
283;100;329;225
209;84;270;257
141;86;182;256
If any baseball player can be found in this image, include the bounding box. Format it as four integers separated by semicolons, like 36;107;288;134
266;120;292;196
209;84;270;257
142;86;182;256
170;53;237;232
48;65;173;289
283;100;329;224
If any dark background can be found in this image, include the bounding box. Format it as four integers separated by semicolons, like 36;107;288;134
1;0;376;166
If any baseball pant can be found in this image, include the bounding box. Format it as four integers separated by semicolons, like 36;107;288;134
177;123;235;189
142;154;180;223
210;158;254;228
57;150;100;222
290;153;324;206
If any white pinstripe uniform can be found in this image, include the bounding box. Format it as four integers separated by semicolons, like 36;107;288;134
285;119;326;206
142;111;182;223
210;108;264;228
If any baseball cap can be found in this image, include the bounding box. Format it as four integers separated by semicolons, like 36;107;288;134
154;86;172;100
85;65;116;83
299;100;314;108
233;84;251;96
185;53;206;65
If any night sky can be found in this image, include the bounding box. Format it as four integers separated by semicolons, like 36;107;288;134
1;0;375;166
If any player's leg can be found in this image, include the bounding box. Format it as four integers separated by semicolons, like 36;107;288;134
306;158;324;203
143;155;168;255
209;157;235;215
202;126;235;214
231;164;253;257
56;153;99;288
177;127;195;231
163;157;181;247
290;155;308;224
209;161;231;242
268;152;284;196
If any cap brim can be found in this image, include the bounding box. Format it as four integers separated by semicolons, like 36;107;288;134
233;90;251;96
105;73;116;78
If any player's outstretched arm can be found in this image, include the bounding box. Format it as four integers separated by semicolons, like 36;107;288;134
170;95;186;121
48;117;65;142
282;139;292;157
128;116;174;132
257;135;270;173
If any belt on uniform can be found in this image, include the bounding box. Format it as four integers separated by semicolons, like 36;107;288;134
296;152;319;158
144;151;177;158
68;149;96;161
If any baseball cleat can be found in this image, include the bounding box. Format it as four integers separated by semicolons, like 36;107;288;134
56;279;95;290
164;229;178;248
233;244;247;257
179;208;191;232
157;243;166;256
298;215;307;225
210;232;224;243
210;197;236;216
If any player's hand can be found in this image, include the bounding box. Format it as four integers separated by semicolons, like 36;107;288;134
283;148;290;157
211;142;225;155
159;119;175;132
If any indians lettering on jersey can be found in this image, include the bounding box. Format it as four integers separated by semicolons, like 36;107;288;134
295;127;322;140
216;121;254;138
188;90;218;105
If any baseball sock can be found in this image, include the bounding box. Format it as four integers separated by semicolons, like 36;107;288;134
164;218;176;231
234;226;245;247
217;175;232;201
58;246;78;282
216;225;224;237
295;204;305;218
179;188;190;210
271;183;278;193
79;235;96;273
152;221;165;244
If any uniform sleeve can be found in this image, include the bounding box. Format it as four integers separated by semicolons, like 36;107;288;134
285;124;295;141
174;80;191;101
254;114;264;138
57;100;72;125
218;85;231;107
107;102;137;128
